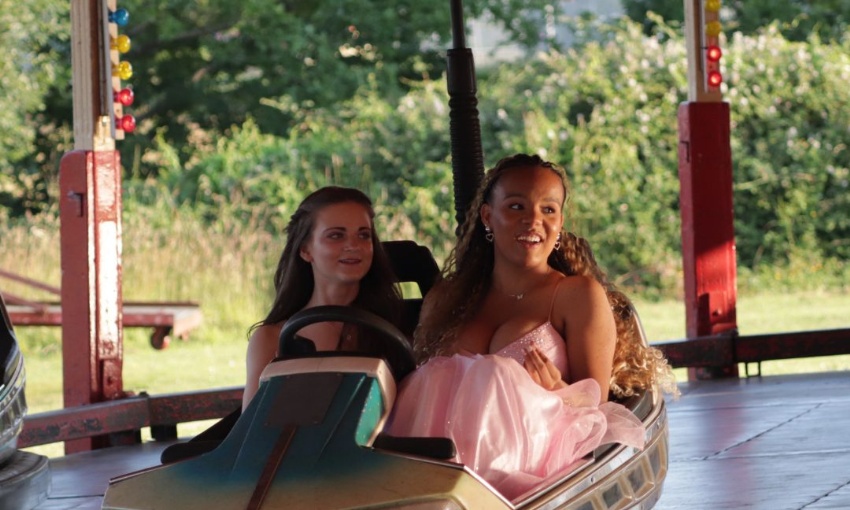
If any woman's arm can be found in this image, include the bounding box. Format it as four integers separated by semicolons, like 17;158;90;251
556;275;617;402
242;324;281;411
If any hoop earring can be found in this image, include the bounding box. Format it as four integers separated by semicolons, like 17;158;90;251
484;226;494;243
553;232;561;251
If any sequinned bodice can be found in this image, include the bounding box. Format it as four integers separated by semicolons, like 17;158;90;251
494;322;568;375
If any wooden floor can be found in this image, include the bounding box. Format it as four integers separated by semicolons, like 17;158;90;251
659;370;850;510
29;370;850;510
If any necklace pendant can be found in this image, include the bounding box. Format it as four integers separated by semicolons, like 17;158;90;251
512;293;524;300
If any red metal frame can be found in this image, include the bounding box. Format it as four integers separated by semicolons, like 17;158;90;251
59;149;125;453
677;102;739;380
657;328;850;370
19;387;242;448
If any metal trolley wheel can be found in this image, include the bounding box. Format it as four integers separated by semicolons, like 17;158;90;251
149;327;172;350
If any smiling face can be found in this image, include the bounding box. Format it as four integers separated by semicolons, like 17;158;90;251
299;201;375;287
480;165;565;270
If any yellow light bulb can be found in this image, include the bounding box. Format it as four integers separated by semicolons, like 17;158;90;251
111;34;131;54
706;21;722;37
113;61;133;80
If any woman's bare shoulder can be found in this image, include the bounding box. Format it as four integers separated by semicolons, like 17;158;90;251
248;323;284;353
552;274;609;315
251;322;283;339
554;273;604;295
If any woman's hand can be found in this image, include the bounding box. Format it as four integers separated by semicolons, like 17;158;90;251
524;346;568;390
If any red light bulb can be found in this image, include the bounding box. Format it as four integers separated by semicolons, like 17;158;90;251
114;88;134;106
708;70;723;87
119;114;136;133
706;45;722;62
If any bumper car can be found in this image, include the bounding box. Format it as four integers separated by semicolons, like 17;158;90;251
102;304;667;509
0;293;50;510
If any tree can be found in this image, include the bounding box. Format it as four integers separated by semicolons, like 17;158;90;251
5;0;570;216
27;0;566;181
0;0;69;218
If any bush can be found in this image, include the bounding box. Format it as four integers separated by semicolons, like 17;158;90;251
725;28;850;264
124;18;850;295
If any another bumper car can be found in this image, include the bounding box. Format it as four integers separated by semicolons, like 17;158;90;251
0;293;50;510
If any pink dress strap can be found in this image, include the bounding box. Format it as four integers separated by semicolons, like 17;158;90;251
547;277;566;323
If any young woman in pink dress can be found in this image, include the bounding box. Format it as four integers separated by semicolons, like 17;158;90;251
385;154;675;501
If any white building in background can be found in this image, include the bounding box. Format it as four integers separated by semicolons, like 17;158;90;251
468;0;624;66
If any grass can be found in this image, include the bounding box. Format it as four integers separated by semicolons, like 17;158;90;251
4;211;849;458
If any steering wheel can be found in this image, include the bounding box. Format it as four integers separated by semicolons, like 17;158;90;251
277;305;416;381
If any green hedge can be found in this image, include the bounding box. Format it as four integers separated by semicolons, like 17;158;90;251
122;19;850;294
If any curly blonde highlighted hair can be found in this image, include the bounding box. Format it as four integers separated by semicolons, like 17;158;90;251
414;153;677;399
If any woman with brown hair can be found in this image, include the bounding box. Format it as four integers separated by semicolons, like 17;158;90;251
243;186;402;410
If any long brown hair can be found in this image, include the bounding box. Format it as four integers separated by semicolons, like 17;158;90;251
253;186;401;337
415;154;675;398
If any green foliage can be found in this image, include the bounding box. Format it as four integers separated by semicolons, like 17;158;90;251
725;0;850;42
13;0;569;189
0;0;578;218
5;6;850;296
622;0;850;41
140;119;304;232
469;18;849;290
621;0;683;34
0;0;69;218
473;20;688;291
121;17;850;295
130;79;458;256
726;29;850;264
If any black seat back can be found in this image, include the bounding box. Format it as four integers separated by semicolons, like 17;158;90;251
381;241;440;339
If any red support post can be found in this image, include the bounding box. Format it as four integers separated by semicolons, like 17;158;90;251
677;101;738;380
59;149;125;453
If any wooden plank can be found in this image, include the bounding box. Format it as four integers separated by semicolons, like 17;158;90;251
0;269;61;295
665;403;815;461
147;387;243;425
659;452;849;509
660;371;850;509
39;442;169;506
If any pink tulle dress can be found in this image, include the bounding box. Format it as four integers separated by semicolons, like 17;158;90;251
384;297;645;501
